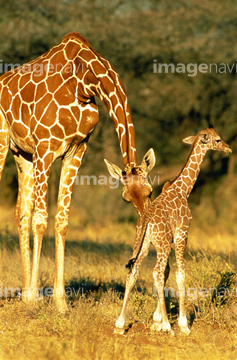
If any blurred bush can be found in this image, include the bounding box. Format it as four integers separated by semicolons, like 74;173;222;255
0;0;236;230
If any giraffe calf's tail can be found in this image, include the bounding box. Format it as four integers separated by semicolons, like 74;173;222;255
125;258;136;271
125;217;150;271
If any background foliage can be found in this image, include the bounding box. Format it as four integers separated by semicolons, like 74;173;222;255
0;0;236;230
0;3;237;358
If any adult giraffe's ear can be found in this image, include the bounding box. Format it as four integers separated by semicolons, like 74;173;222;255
104;159;123;180
183;136;195;145
141;148;156;173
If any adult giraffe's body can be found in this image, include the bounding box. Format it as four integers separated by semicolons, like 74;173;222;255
0;32;155;312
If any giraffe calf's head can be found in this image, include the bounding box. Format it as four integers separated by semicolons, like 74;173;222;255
104;149;156;215
183;125;232;154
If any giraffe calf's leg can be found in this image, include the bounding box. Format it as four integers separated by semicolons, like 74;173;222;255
114;240;150;334
176;269;190;335
152;270;174;336
152;242;174;336
114;263;140;335
175;236;190;335
152;258;170;332
151;298;162;331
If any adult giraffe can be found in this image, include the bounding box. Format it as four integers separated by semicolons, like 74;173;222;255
0;32;155;312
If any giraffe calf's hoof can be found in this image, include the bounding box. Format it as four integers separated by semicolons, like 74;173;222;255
114;327;125;335
164;327;175;336
180;327;190;336
151;322;175;336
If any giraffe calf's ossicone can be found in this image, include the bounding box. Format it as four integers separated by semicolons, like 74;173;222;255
114;126;231;336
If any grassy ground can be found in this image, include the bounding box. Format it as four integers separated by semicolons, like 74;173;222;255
0;206;237;359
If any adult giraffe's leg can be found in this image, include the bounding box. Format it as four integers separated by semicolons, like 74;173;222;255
114;239;150;335
27;147;53;303
0;112;9;181
175;232;190;335
54;142;88;312
13;154;35;302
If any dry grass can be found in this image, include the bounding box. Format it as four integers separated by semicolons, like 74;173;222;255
0;206;237;359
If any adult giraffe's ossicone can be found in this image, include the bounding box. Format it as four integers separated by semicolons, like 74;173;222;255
0;32;155;312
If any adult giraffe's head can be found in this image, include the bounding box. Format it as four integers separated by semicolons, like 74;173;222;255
104;148;156;215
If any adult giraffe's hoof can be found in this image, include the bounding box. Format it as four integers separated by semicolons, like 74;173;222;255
54;299;69;314
151;321;162;332
114;326;125;335
21;288;43;305
178;316;190;335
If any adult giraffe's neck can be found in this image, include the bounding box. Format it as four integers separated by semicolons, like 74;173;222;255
90;60;137;167
69;33;137;167
172;141;207;198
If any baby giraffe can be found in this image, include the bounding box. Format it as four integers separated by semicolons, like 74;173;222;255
114;125;232;336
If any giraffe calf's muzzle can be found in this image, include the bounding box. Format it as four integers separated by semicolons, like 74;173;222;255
215;140;232;154
224;145;232;154
219;142;232;154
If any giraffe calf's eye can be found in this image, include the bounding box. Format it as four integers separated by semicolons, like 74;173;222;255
215;139;221;143
148;190;153;198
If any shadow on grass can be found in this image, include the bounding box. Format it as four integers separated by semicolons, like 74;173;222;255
66;277;125;302
1;230;236;266
0;231;20;252
65;276;150;303
64;239;133;260
0;231;134;261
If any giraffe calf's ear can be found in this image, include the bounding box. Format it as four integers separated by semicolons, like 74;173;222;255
104;159;123;180
141;148;156;173
183;136;195;145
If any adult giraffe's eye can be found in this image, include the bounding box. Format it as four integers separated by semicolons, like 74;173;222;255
215;139;221;143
